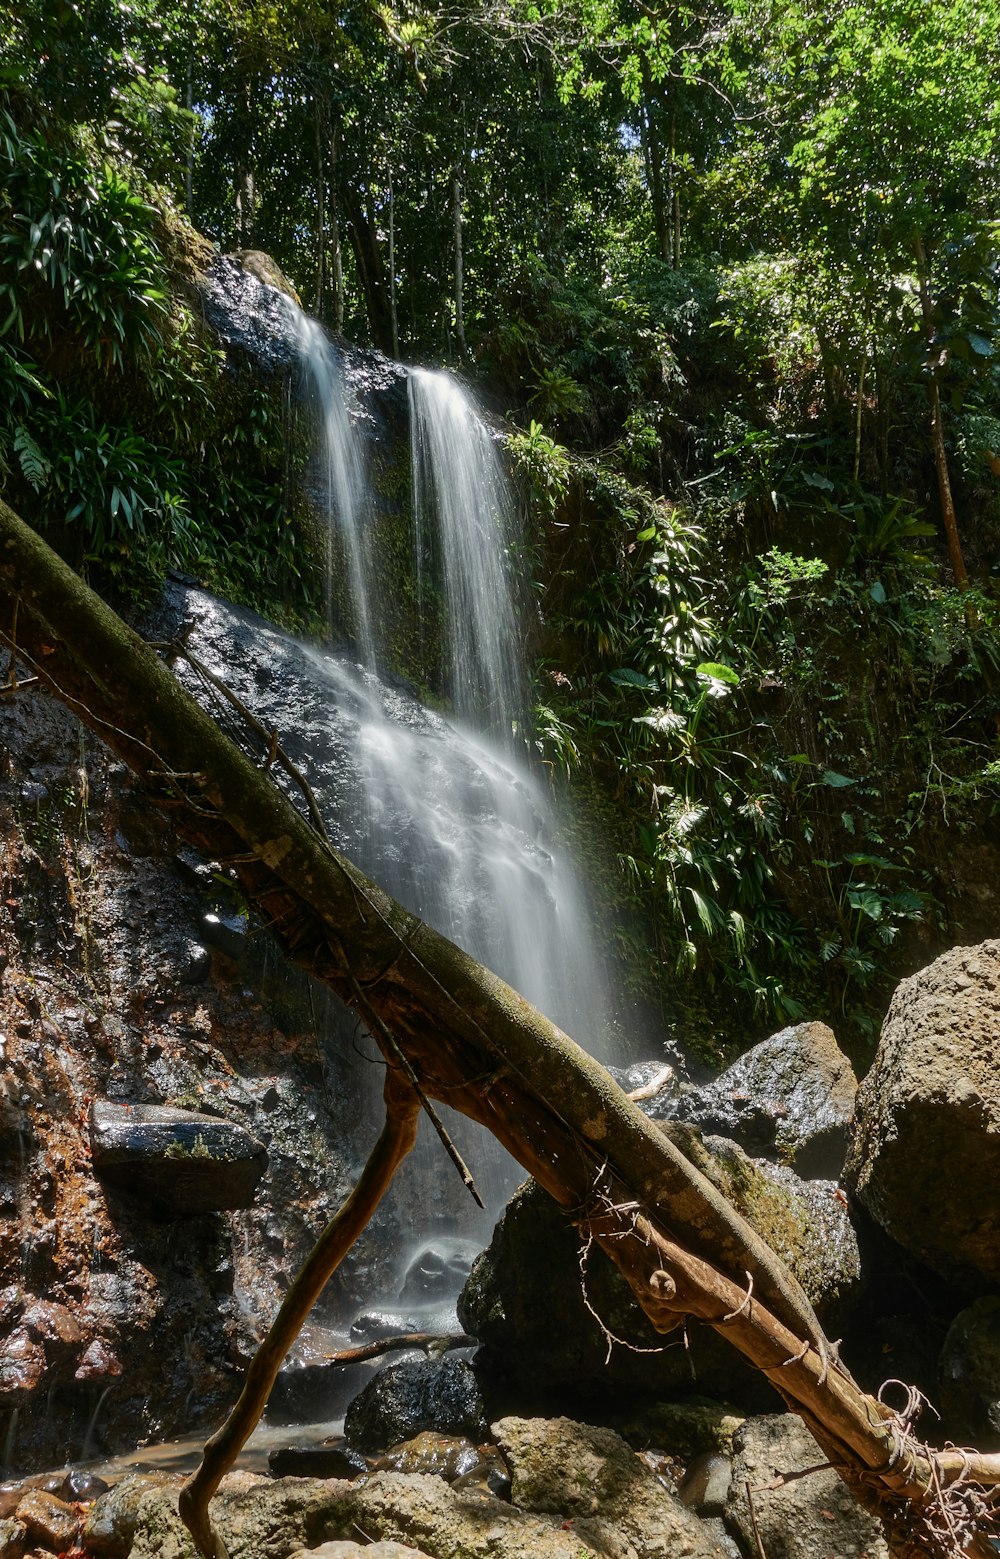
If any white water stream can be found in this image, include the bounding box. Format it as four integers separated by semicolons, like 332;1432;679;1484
287;322;620;1248
409;367;524;735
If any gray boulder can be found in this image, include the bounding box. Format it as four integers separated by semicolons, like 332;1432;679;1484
725;1414;888;1559
845;941;1000;1286
651;1022;858;1178
90;1098;267;1216
494;1415;727;1559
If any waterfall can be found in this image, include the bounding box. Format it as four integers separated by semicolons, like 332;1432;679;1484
293;314;373;662
252;317;621;1315
289;320;613;1059
409;369;524;735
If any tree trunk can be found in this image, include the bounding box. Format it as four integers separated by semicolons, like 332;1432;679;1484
452;166;465;356
641;64;668;263
388;168;399;357
914;234;969;590
344;186;394;354
314;96;326;317
668;101;680;270
329;124;344;334
853;347;866;484
185;56;195;220
1;500;999;1558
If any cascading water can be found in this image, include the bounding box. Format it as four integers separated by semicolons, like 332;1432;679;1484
290;319;615;1072
408;368;524;734
293;314;374;663
288;321;617;1235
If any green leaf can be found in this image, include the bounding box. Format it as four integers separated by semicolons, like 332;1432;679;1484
847;888;884;921
695;661;740;685
822;770;855;788
869;580;886;605
609;668;658;690
13;427;50;490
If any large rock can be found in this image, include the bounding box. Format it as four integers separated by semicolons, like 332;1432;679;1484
459;1141;862;1409
844;942;1000;1286
289;1546;432;1559
90;1099;268;1216
652;1022;858;1178
343;1358;488;1453
124;1474;328;1559
316;1468;731;1559
725;1414;888;1559
82;1473;182;1559
123;1464;730;1559
939;1297;1000;1449
494;1415;727;1559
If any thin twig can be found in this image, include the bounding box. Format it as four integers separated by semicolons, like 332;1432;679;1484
322;1332;477;1365
745;1478;768;1559
346;972;484;1209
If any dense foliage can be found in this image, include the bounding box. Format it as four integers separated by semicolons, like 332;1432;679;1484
2;0;999;1046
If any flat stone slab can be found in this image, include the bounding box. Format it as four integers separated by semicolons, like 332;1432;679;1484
90;1099;267;1216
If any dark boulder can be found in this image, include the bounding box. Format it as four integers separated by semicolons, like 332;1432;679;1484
90;1099;267;1216
268;1440;371;1480
343;1357;488;1453
458;1142;861;1412
939;1296;1000;1449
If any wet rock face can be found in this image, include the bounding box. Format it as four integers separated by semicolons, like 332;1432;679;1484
200;253;408;433
373;1430;509;1498
648;1021;858;1179
90;1099;267;1216
0;673;375;1472
845;941;1000;1286
399;1240;479;1303
201;255;302;374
